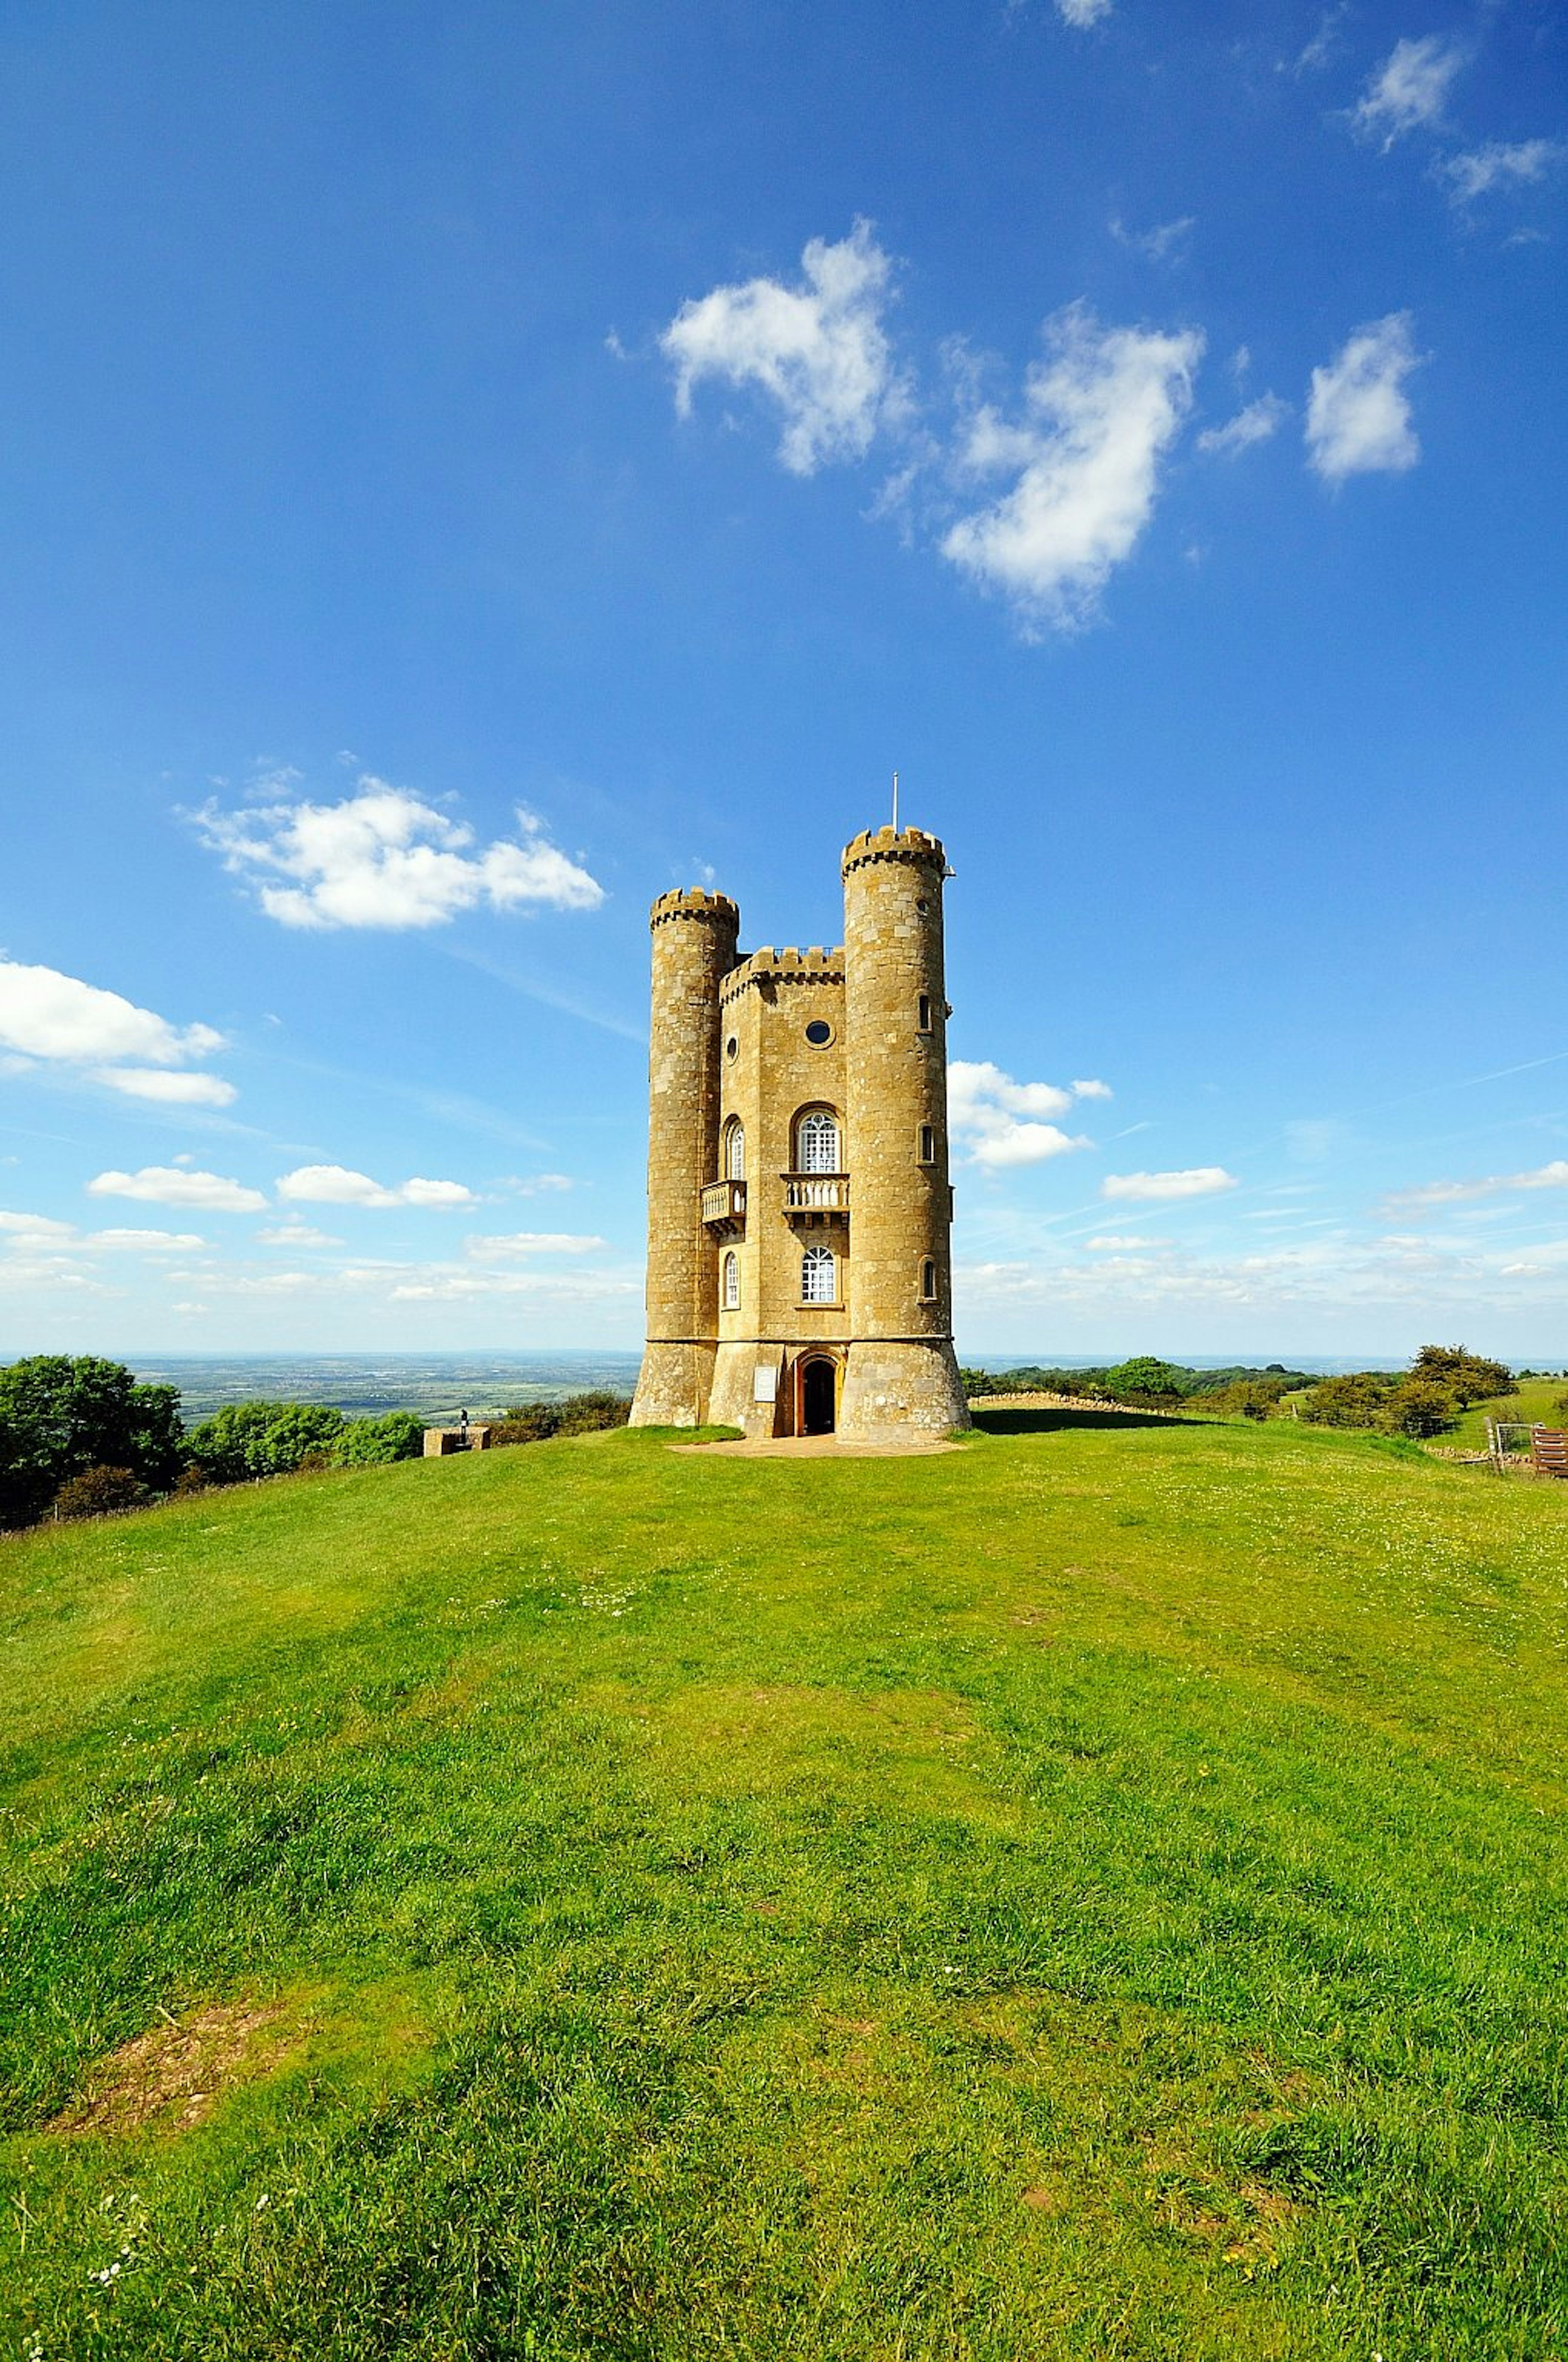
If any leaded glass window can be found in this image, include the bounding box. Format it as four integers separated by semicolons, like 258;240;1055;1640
796;1109;840;1173
801;1245;836;1304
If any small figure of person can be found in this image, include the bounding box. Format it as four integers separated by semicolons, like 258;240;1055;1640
459;1407;470;1446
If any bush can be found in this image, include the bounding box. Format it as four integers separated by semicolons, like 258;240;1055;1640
1383;1378;1458;1439
334;1412;424;1467
187;1401;348;1483
488;1403;563;1447
51;1464;149;1521
555;1391;632;1436
0;1355;183;1529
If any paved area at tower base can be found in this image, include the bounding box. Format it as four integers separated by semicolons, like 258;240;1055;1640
666;1432;962;1459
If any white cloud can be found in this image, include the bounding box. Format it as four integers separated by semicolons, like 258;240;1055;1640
464;1232;609;1256
1071;1078;1113;1100
256;1222;343;1248
1383;1159;1568;1213
1101;1167;1238;1201
1198;393;1288;457
1306;314;1422;483
92;1067;238;1108
88;1166;268;1212
510;1172;575;1196
1353;35;1466;147
0;959;230;1098
0;1209;76;1240
1445;139;1565;202
948;1060;1101;1168
192;777;604;931
276;1164;477;1209
941;307;1203;630
1056;0;1112;23
662;221;904;477
1087;1233;1171;1250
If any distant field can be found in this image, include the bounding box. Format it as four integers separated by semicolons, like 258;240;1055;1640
3;1413;1566;2358
125;1352;644;1426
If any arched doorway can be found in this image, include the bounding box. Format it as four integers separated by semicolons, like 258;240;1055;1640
801;1356;837;1436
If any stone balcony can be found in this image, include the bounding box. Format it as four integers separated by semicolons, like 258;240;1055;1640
782;1172;850;1222
700;1179;746;1235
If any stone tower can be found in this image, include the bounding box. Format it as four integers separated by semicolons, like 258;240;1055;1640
629;827;969;1443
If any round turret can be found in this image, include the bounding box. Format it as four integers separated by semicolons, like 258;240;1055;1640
629;885;740;1427
837;826;969;1438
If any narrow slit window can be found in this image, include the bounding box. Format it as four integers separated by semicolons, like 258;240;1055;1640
723;1250;740;1310
918;1124;935;1164
918;993;932;1032
801;1245;837;1304
920;1259;937;1303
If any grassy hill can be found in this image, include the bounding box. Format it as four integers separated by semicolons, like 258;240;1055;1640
1443;1376;1567;1450
3;1415;1566;2360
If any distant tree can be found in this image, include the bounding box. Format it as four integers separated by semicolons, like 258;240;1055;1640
1105;1358;1185;1405
1382;1378;1458;1439
187;1401;347;1483
52;1465;149;1521
1410;1345;1512;1407
333;1412;424;1467
0;1355;183;1528
1299;1372;1398;1430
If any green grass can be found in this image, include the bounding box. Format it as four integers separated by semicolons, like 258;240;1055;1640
3;1414;1567;2360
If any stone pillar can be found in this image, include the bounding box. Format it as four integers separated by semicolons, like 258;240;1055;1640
630;888;740;1427
837;827;969;1439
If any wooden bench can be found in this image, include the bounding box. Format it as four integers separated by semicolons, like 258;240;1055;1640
1531;1426;1568;1478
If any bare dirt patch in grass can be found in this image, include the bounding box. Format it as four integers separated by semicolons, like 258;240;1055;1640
49;1999;293;2137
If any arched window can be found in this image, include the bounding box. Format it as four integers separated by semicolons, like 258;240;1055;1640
801;1244;837;1304
723;1250;740;1310
795;1108;840;1173
920;1258;937;1303
723;1118;745;1181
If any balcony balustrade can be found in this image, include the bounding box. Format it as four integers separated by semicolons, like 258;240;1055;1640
782;1172;850;1218
700;1179;746;1233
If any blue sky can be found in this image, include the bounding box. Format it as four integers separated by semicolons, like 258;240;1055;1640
1;0;1564;1363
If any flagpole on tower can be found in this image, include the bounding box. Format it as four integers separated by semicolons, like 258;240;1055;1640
891;769;899;834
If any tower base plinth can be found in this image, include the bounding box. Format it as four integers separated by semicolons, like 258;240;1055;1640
629;1342;717;1430
837;1340;970;1443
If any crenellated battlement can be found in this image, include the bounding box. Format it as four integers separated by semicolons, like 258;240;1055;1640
719;944;845;1001
650;887;741;931
841;825;946;877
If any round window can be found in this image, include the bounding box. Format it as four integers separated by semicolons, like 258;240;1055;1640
804;1019;833;1047
725;1035;738;1060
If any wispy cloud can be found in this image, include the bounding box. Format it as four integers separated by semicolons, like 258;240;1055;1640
1382;1158;1568;1213
1306;314;1422;483
91;1067;237;1108
1352;35;1467;148
1101;1166;1238;1202
1444;138;1566;203
463;1231;608;1256
1054;0;1112;25
941;306;1203;630
662;220;906;476
1198;393;1288;457
1110;214;1195;264
192;776;603;931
